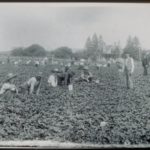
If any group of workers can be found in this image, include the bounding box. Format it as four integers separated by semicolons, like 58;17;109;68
0;52;150;96
0;63;94;96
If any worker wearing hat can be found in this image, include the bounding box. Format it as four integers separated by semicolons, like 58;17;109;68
0;73;18;95
19;72;42;95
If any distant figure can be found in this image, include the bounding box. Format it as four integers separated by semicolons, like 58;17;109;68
0;73;18;95
48;69;58;87
107;59;111;67
142;52;149;76
20;73;42;95
123;54;135;89
42;57;48;66
35;60;40;67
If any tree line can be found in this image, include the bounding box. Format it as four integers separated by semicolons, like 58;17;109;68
11;44;47;57
84;33;142;61
11;34;145;61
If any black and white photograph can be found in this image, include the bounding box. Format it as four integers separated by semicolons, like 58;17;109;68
0;2;150;148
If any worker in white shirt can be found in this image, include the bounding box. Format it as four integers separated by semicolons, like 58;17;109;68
123;54;135;89
20;73;42;95
48;69;58;87
0;73;18;95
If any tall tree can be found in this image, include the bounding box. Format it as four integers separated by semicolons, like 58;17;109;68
51;46;73;59
85;36;93;51
11;44;47;57
111;42;122;58
133;36;141;60
133;36;140;48
92;33;99;52
11;47;24;56
91;33;99;60
85;36;93;59
123;36;142;60
98;35;105;56
24;44;47;57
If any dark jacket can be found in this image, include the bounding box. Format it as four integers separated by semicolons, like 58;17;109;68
142;56;149;67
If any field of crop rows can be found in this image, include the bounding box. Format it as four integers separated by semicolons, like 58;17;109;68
0;62;150;145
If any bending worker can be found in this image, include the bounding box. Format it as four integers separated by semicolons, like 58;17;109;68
0;73;18;95
20;73;42;95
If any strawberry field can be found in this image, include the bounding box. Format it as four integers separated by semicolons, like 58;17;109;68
0;61;150;145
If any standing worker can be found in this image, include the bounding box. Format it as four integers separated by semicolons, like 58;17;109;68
123;54;135;89
142;52;149;76
64;65;75;92
64;66;75;85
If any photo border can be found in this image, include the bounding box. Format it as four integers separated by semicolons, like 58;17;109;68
0;1;150;149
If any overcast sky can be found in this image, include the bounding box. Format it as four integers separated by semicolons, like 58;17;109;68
0;3;150;51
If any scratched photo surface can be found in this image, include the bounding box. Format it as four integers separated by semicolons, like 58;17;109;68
0;2;150;147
